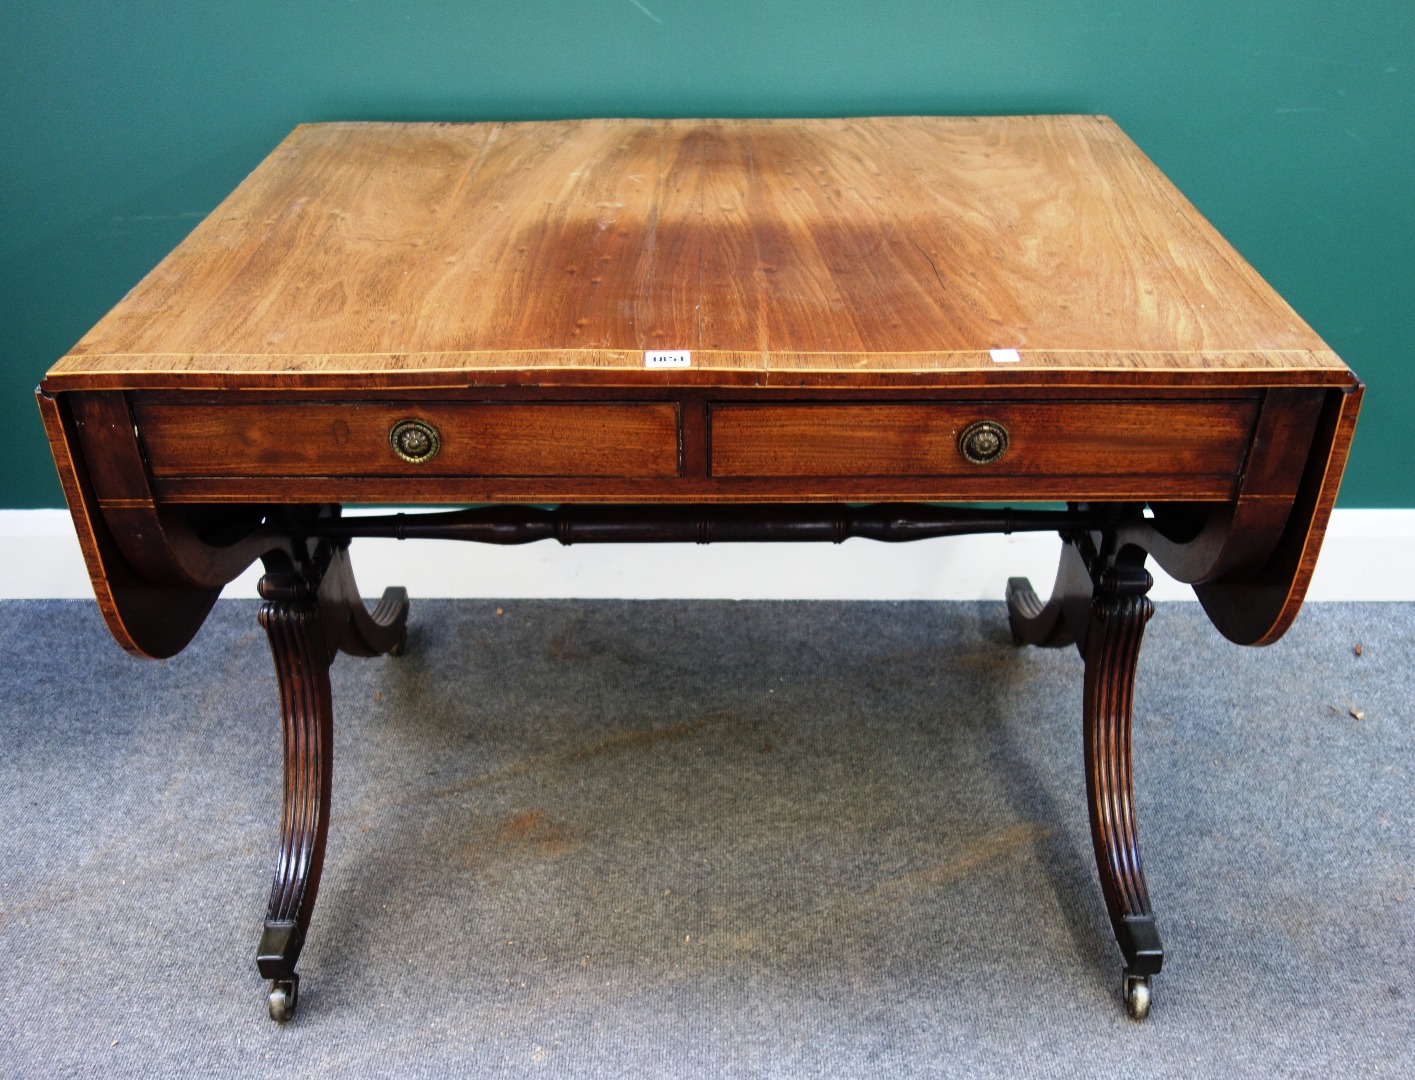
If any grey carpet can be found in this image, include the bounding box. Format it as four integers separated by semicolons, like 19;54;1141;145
0;598;1410;1078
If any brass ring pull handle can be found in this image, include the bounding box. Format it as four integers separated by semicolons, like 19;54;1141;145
958;419;1009;465
389;418;441;464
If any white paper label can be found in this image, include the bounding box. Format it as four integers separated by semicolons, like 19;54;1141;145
645;350;691;368
989;348;1021;364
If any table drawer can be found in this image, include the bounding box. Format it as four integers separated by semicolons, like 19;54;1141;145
134;402;681;478
710;401;1260;486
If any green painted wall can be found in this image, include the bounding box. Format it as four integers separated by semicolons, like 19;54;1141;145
3;1;1410;507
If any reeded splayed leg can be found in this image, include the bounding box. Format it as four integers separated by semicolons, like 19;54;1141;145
1009;534;1163;1019
256;587;331;1024
1079;554;1161;1020
255;542;408;1022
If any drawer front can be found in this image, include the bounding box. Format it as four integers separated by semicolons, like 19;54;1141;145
710;401;1259;485
135;402;681;478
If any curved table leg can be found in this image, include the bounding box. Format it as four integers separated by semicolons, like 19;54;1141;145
1011;536;1163;1019
255;543;408;1022
1078;554;1162;1020
325;550;409;659
1006;575;1072;647
1006;538;1093;648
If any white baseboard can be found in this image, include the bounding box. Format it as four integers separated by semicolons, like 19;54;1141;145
1;508;1411;602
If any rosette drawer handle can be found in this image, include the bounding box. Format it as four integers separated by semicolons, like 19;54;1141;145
389;419;441;464
958;420;1009;465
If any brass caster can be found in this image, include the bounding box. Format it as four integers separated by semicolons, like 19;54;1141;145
268;974;299;1022
1123;972;1152;1020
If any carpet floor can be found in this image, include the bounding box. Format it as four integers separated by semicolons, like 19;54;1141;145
0;598;1410;1078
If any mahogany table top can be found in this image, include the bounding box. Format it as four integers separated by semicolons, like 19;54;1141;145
43;115;1353;392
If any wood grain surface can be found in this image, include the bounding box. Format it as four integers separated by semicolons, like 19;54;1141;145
43;116;1354;392
134;401;681;478
709;400;1258;479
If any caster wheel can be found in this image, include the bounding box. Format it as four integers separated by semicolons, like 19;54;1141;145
1123;973;1152;1020
268;975;299;1022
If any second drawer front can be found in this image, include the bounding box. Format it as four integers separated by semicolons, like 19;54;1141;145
710;401;1259;482
136;402;681;478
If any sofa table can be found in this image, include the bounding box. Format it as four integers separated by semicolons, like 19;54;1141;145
38;116;1361;1022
